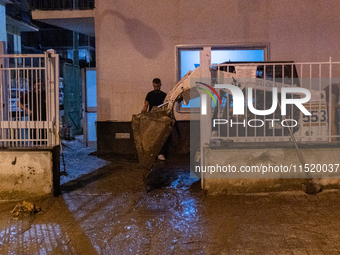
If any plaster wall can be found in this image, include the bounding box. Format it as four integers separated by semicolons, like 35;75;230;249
202;146;340;194
95;0;340;122
0;150;54;200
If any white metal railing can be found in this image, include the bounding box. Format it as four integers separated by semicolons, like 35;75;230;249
0;50;59;148
28;0;95;10
205;59;340;143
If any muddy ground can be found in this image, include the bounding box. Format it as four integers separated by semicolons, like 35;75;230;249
1;141;340;254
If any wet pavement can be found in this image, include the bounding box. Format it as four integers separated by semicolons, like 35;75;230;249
60;137;109;185
1;138;340;254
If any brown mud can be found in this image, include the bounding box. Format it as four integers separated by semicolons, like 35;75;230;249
1;157;340;254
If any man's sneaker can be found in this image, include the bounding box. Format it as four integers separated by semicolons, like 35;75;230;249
158;154;165;161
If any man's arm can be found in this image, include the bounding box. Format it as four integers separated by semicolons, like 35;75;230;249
142;100;149;113
18;95;32;116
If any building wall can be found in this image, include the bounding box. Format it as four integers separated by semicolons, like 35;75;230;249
0;3;6;43
6;24;22;54
95;0;340;122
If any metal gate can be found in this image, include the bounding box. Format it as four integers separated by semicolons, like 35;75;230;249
63;63;82;135
0;50;59;148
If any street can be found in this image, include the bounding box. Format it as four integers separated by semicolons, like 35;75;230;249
0;138;340;254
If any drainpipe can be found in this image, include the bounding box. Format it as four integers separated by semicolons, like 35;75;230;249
73;31;79;66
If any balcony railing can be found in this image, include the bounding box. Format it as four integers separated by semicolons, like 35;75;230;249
28;0;95;10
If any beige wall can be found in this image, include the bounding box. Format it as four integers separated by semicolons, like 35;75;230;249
202;146;340;194
0;151;54;200
95;0;340;122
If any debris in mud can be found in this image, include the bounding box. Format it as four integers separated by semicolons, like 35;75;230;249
60;124;75;140
88;151;97;156
11;201;42;218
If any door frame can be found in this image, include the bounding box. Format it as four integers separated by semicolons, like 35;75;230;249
82;67;97;147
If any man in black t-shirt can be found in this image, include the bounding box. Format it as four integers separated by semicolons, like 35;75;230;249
19;80;46;121
19;79;47;145
142;78;167;113
142;78;168;160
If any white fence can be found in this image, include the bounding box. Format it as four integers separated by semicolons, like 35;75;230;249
0;50;59;148
204;59;340;143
